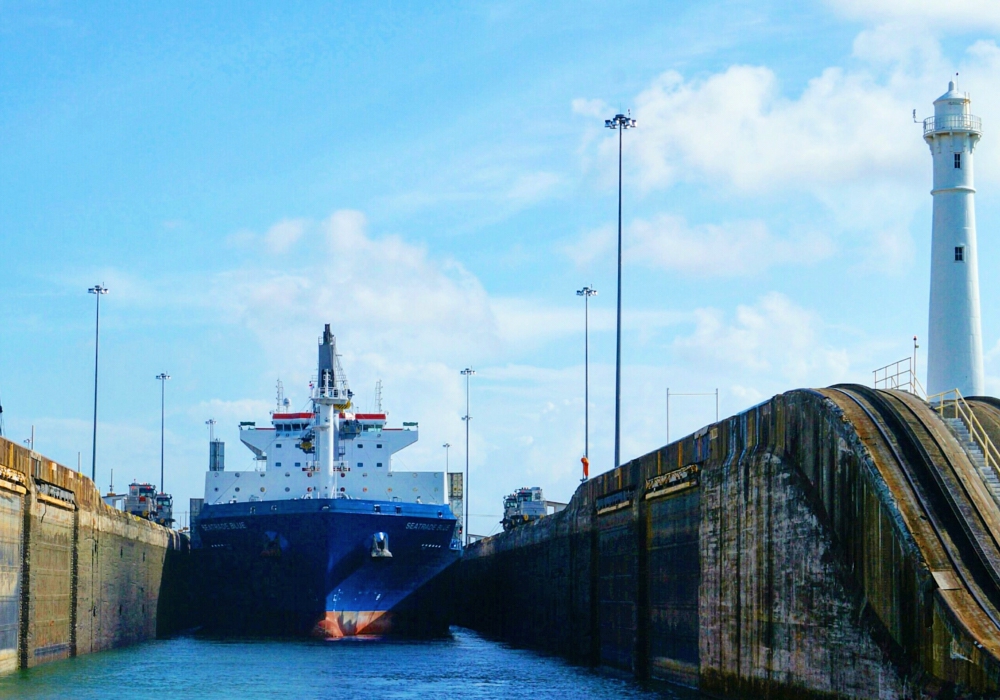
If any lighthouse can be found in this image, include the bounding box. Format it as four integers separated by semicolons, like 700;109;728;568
924;80;985;397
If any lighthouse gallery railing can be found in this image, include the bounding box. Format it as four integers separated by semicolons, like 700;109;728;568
924;114;982;136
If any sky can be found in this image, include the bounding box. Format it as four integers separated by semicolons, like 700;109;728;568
1;0;999;537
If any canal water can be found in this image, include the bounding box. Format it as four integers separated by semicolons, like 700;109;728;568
1;627;706;699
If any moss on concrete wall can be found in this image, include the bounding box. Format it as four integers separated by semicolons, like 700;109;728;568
0;437;187;674
455;388;1000;698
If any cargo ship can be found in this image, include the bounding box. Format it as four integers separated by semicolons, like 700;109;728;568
194;325;461;638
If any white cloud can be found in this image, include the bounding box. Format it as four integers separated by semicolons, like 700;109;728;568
188;398;273;424
674;292;851;384
571;98;610;119
729;384;766;405
560;224;614;268
217;210;499;376
984;338;1000;397
627;215;833;276
850;22;942;69
624;65;919;192
988;338;1000;363
828;0;1000;33
562;216;833;277
264;218;307;253
575;32;1000;195
506;171;561;205
25;417;177;490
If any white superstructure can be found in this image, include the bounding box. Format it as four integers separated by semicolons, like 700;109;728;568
204;325;445;506
923;80;985;396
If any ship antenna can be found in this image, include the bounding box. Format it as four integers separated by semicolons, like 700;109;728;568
276;379;284;412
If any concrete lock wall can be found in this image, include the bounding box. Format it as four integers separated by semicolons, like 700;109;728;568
0;436;186;674
454;388;1000;698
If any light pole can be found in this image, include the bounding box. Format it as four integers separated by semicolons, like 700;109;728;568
88;284;108;483
577;286;597;481
156;373;171;494
461;368;475;545
605;112;636;470
206;418;216;443
443;442;451;473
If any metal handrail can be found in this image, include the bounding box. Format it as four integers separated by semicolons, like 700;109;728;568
929;388;1000;481
873;357;925;398
923;114;982;136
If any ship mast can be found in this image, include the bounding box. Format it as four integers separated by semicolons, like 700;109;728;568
313;325;352;485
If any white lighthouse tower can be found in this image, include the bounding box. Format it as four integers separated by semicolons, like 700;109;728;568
924;80;985;397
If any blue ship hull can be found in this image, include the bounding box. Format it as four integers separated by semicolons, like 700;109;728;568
194;498;461;637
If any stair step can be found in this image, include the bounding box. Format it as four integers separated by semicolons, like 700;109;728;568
940;417;1000;502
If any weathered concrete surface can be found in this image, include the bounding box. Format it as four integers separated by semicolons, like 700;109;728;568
454;388;1000;698
0;436;187;674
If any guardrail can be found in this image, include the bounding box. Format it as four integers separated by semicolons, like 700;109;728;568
874;357;925;398
923;114;982;136
929;388;1000;481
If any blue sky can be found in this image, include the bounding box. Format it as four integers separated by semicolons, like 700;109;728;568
2;0;999;536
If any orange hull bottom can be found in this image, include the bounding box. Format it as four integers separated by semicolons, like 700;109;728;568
312;611;394;638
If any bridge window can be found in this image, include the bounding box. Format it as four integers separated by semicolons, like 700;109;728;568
377;462;383;468
955;153;962;169
357;462;363;468
275;443;282;449
376;444;383;449
357;443;363;449
275;462;282;467
955;246;965;262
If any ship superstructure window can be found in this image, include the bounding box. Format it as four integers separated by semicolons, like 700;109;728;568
275;462;282;467
955;153;962;169
276;443;282;448
377;462;383;468
357;444;363;449
955;246;965;262
357;462;363;468
376;444;383;449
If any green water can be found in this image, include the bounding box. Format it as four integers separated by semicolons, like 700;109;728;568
0;628;705;699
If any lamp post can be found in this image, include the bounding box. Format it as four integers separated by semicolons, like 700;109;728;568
443;442;451;473
461;368;475;545
576;286;597;481
156;373;171;494
88;284;108;483
605;112;636;470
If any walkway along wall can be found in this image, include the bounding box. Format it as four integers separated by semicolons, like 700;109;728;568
454;388;1000;698
0;436;187;675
